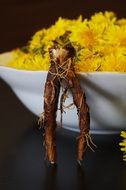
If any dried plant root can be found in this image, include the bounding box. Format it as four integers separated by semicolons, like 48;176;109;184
42;63;60;164
39;31;95;164
77;133;97;164
65;64;91;162
44;124;57;164
60;87;68;127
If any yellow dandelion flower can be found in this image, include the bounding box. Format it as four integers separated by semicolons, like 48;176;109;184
8;49;50;70
116;18;126;26
104;24;126;47
119;131;126;161
88;11;116;35
77;28;98;48
100;54;126;72
29;29;46;52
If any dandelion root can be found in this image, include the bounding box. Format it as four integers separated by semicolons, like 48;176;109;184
39;31;95;164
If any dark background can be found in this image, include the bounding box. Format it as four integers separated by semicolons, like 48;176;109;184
1;0;126;53
0;1;126;190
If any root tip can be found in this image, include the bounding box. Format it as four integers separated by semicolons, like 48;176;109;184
77;160;82;166
50;161;57;167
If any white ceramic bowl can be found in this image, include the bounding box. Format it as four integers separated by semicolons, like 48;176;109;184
0;52;126;134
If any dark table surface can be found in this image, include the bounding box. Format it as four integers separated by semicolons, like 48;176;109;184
0;1;126;190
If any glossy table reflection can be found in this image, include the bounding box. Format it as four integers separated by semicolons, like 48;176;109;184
1;127;126;190
0;79;126;190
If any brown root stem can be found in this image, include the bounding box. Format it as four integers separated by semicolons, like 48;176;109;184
39;32;95;164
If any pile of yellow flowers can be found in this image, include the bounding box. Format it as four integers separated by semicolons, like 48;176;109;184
9;11;126;72
120;131;126;161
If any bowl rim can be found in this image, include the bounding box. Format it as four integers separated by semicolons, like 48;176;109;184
0;65;126;76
